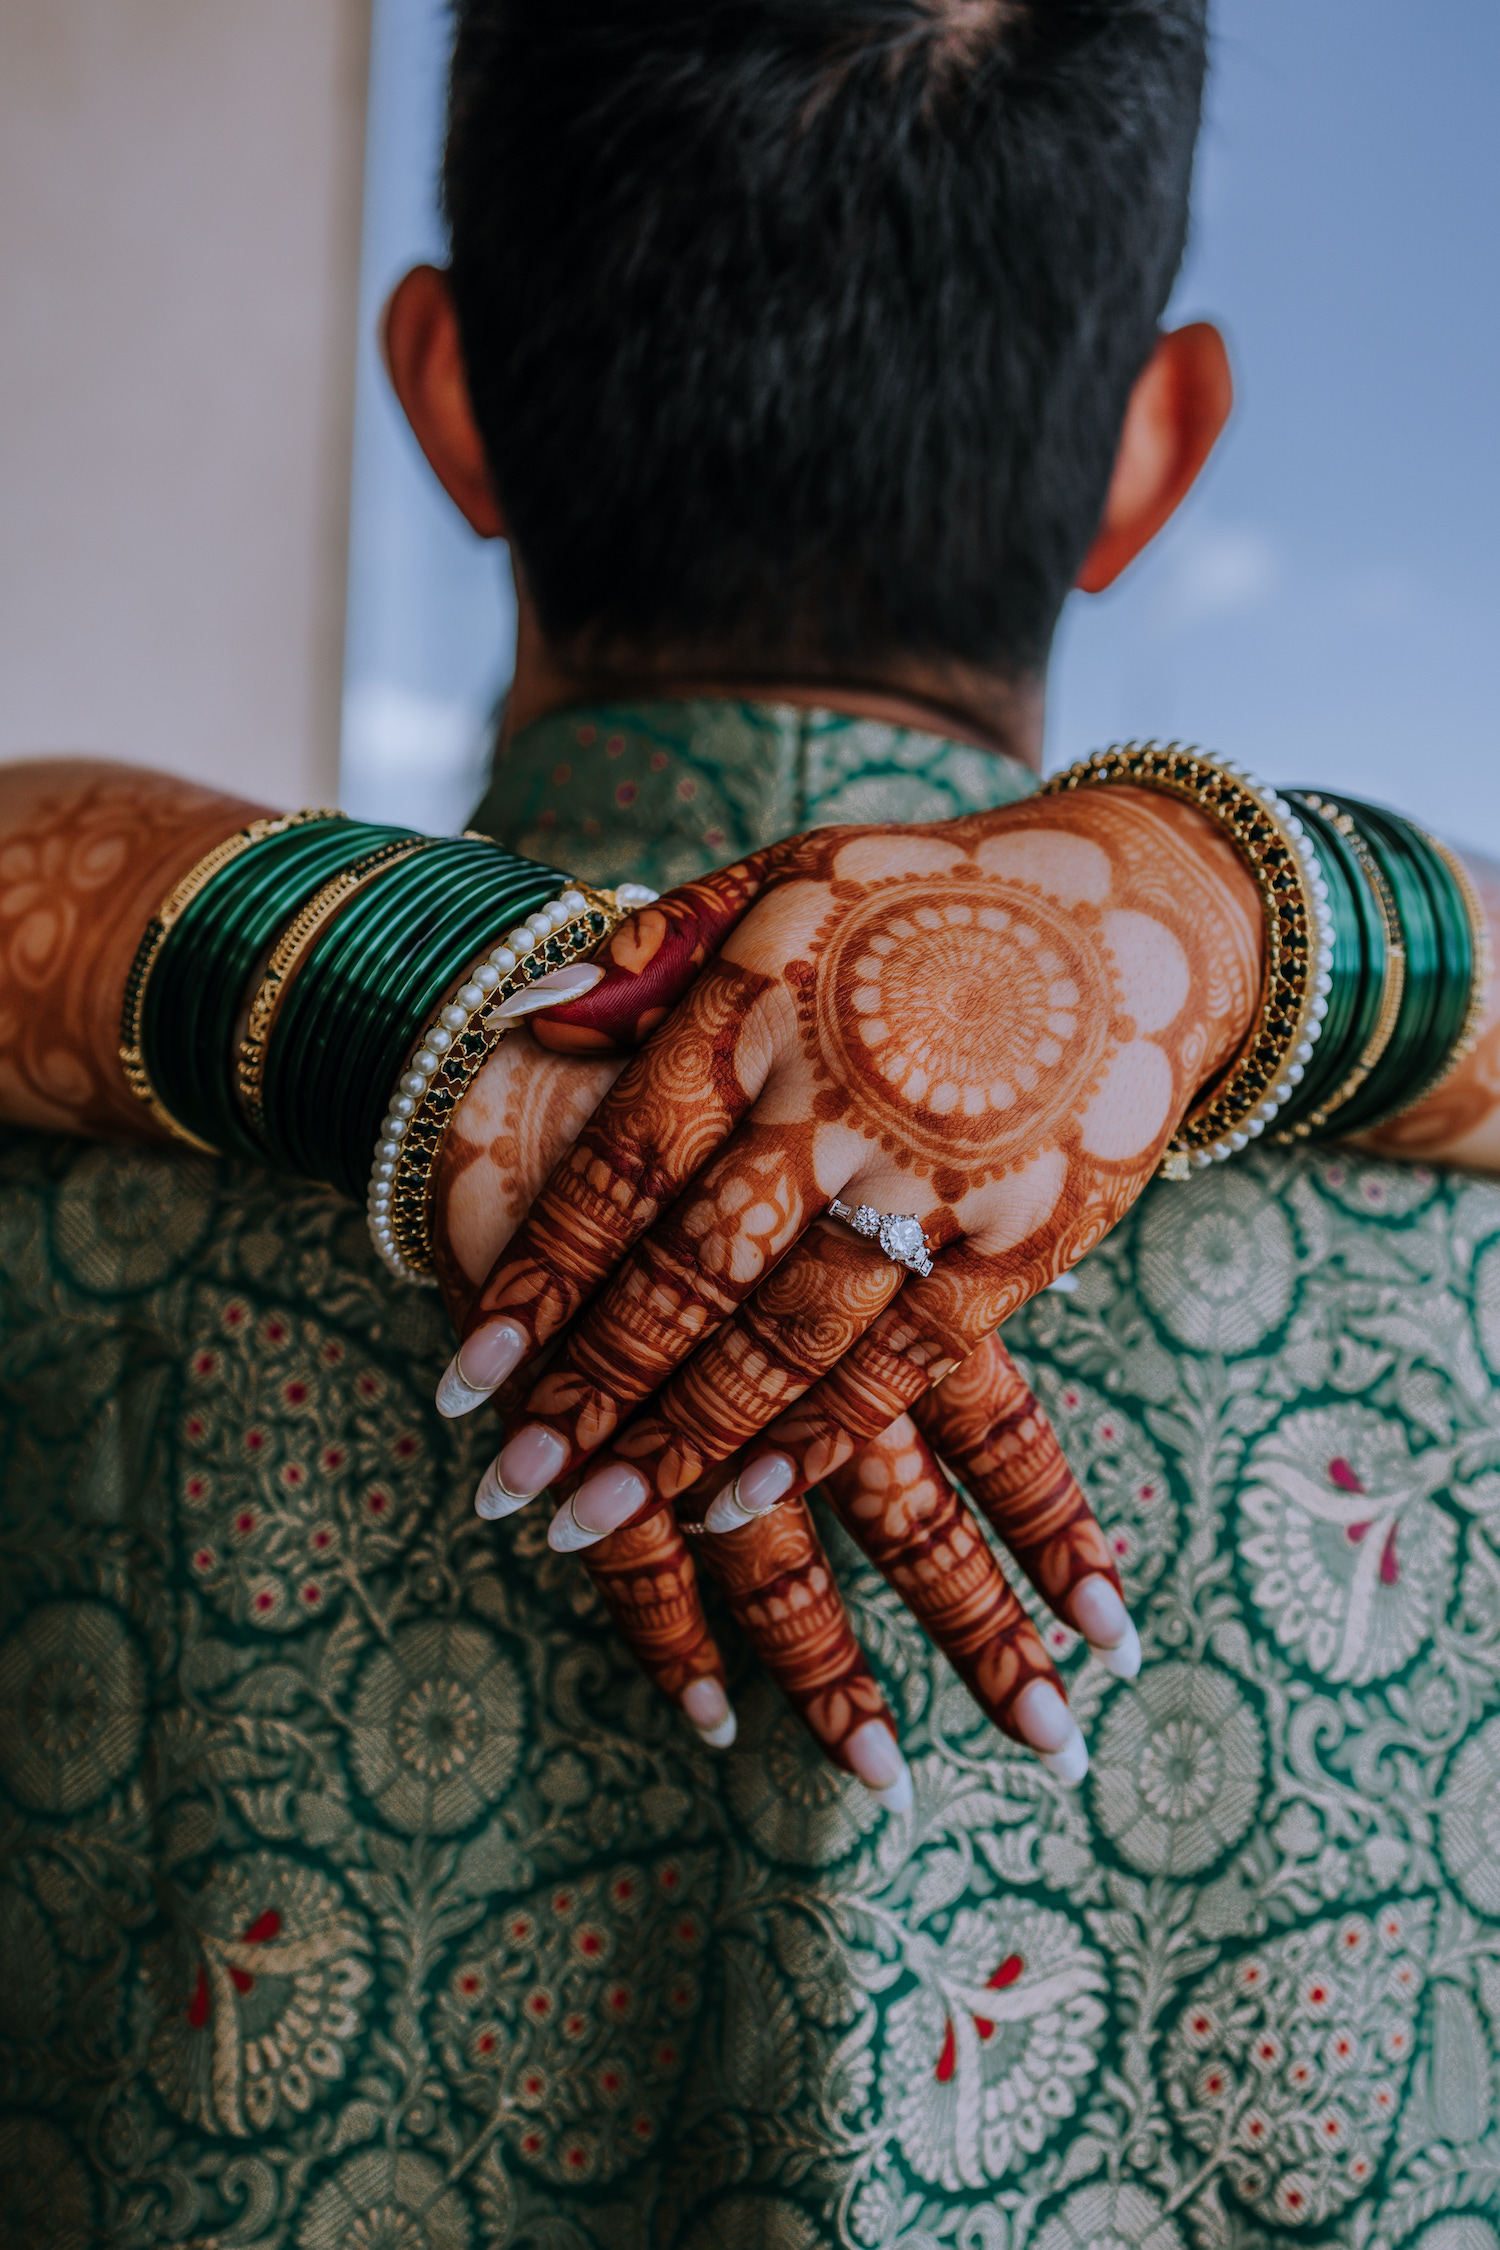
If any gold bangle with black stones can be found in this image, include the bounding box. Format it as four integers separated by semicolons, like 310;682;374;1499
1040;743;1329;1179
236;838;431;1140
119;807;340;1149
371;883;637;1282
1272;793;1406;1139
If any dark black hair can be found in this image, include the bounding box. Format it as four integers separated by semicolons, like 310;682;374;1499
445;0;1207;678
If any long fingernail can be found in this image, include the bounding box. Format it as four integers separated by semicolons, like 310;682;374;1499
1071;1575;1143;1680
474;1457;534;1520
494;1423;568;1499
704;1453;795;1534
845;1720;913;1812
572;1461;650;1536
1014;1679;1089;1786
436;1318;527;1416
681;1677;737;1748
492;962;604;1018
547;1461;651;1553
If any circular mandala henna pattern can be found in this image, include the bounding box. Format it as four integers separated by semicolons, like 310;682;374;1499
805;878;1118;1180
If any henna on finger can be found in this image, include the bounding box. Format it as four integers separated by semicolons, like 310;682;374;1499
678;1494;911;1802
462;953;777;1376
509;1217;909;1532
819;1416;1087;1778
911;1334;1139;1676
579;1510;737;1747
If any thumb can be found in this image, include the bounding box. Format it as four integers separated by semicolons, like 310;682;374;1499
529;849;775;1053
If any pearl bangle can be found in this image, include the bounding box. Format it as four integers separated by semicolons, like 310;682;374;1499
366;882;655;1283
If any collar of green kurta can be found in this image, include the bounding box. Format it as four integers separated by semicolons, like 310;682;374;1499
467;697;1037;895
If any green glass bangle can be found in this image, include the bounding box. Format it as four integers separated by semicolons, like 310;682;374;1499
120;808;338;1147
142;815;353;1152
1268;797;1365;1134
294;855;553;1193
145;818;413;1157
1310;797;1474;1137
1272;795;1393;1138
1333;799;1485;1132
338;863;565;1188
259;840;567;1195
258;840;474;1178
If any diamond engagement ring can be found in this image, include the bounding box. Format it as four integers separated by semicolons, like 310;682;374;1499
826;1199;935;1276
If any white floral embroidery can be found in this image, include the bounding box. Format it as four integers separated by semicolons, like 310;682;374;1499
1091;1663;1263;1876
1239;1404;1457;1684
878;1902;1106;2192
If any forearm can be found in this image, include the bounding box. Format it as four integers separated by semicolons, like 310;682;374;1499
0;759;272;1137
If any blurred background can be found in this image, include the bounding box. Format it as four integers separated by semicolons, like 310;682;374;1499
2;0;1496;844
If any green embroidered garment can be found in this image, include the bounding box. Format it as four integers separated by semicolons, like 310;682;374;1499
3;703;1500;2250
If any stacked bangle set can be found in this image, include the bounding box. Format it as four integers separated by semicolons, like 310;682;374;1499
120;811;649;1283
122;747;1487;1271
1043;744;1488;1179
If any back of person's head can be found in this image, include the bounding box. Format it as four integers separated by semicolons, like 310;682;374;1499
445;0;1207;683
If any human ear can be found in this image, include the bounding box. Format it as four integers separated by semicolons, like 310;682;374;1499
382;263;506;539
1075;322;1232;594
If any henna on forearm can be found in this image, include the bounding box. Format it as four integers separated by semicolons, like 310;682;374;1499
0;760;272;1137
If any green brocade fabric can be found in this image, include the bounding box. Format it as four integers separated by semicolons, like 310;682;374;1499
4;704;1500;2250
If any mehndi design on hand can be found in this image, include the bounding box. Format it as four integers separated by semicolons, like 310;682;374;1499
432;788;1260;1788
464;787;1260;1532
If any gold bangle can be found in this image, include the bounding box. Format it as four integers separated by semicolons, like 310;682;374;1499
371;883;631;1282
236;838;430;1141
118;808;341;1149
1040;742;1326;1179
1272;793;1406;1138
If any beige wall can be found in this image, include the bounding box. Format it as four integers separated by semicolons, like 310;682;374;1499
0;0;370;809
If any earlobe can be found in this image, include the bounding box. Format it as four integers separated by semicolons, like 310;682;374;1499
383;263;507;540
1075;321;1233;594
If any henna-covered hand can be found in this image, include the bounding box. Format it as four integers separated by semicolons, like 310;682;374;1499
427;890;1135;1794
449;789;1263;1549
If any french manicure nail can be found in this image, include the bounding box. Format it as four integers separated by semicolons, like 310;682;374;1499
571;1461;650;1536
739;1454;795;1510
681;1677;737;1748
703;1453;798;1535
1014;1679;1089;1787
846;1719;913;1811
473;1457;533;1520
1071;1575;1142;1677
492;962;605;1018
495;1424;568;1499
436;1318;527;1416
